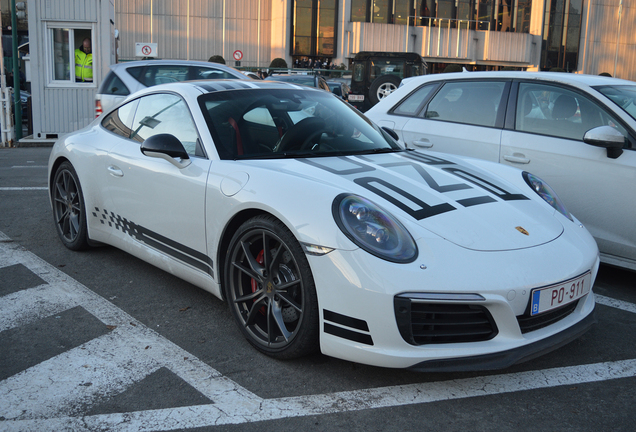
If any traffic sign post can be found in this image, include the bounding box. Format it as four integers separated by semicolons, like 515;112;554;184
233;50;243;67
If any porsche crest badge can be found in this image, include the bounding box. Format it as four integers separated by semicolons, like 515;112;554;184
515;226;530;236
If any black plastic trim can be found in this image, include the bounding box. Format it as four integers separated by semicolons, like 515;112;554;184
324;309;370;332
324;323;374;346
407;308;596;372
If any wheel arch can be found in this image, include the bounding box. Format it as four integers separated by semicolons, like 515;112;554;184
48;156;71;200
216;208;279;302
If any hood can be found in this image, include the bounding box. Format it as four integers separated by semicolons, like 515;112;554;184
262;151;563;252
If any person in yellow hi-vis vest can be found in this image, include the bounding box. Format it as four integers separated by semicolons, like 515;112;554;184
74;38;93;82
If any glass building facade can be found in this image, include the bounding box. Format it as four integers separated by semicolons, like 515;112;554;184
350;0;532;32
290;0;584;73
292;0;338;59
540;0;583;71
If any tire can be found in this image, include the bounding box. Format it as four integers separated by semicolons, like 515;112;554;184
51;161;89;251
224;215;319;359
368;75;402;106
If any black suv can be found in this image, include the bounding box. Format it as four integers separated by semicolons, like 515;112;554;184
347;52;427;112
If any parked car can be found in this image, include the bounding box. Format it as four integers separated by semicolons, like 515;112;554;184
347;51;427;112
95;60;249;117
49;80;598;370
366;71;636;271
327;80;350;100
264;73;331;92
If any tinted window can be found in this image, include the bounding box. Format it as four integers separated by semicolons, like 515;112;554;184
392;84;437;116
192;67;238;80
199;88;399;160
137;65;190;86
353;64;364;82
424;81;506;127
101;99;138;137
131;93;201;156
99;71;130;96
370;58;406;80
516;83;628;142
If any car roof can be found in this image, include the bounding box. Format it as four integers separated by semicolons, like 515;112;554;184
110;59;246;75
401;71;635;89
133;79;325;96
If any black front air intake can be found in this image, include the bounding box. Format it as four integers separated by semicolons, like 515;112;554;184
517;300;579;334
395;297;498;345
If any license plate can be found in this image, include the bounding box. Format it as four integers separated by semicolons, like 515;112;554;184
348;94;364;102
530;272;591;316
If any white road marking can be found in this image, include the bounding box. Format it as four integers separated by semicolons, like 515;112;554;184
595;294;636;314
0;187;48;190
5;359;636;431
11;165;48;168
1;230;636;431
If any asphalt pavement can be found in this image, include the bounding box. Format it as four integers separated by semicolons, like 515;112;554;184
1;146;635;431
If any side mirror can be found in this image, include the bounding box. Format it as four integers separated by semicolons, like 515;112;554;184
381;126;400;142
141;133;191;168
583;126;625;159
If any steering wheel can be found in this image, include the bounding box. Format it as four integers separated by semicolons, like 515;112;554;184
274;117;328;152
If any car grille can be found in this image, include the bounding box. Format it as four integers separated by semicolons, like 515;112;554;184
517;300;579;334
394;297;498;345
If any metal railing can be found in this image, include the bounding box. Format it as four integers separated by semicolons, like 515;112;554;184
406;16;492;59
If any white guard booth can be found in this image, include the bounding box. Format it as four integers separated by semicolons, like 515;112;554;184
26;0;115;141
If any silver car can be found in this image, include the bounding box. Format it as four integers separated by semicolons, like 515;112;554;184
95;60;249;116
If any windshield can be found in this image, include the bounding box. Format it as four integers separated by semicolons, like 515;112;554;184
594;85;636;121
198;88;401;160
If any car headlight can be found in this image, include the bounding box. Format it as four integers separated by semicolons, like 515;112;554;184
332;194;418;263
523;172;572;221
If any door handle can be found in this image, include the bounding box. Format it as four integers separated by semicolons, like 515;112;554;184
412;139;433;148
107;165;124;177
503;154;530;164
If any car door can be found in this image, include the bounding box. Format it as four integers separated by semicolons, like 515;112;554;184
102;92;213;275
501;81;636;263
399;80;510;161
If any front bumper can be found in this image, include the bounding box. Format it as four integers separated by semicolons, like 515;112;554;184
308;224;599;370
408;308;596;372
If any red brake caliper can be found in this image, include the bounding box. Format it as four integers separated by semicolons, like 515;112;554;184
250;250;267;314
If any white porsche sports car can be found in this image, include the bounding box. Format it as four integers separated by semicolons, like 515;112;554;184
49;80;599;371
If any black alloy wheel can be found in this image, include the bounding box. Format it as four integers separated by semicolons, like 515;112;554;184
52;161;89;250
224;215;319;359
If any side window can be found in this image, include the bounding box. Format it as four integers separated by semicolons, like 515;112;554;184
391;84;437;116
353;63;365;82
101;100;138;138
424;81;506;127
140;66;189;86
515;83;628;141
131;93;201;157
100;72;130;96
192;67;237;80
244;107;275;127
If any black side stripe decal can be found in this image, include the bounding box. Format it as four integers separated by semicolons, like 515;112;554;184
92;208;214;279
